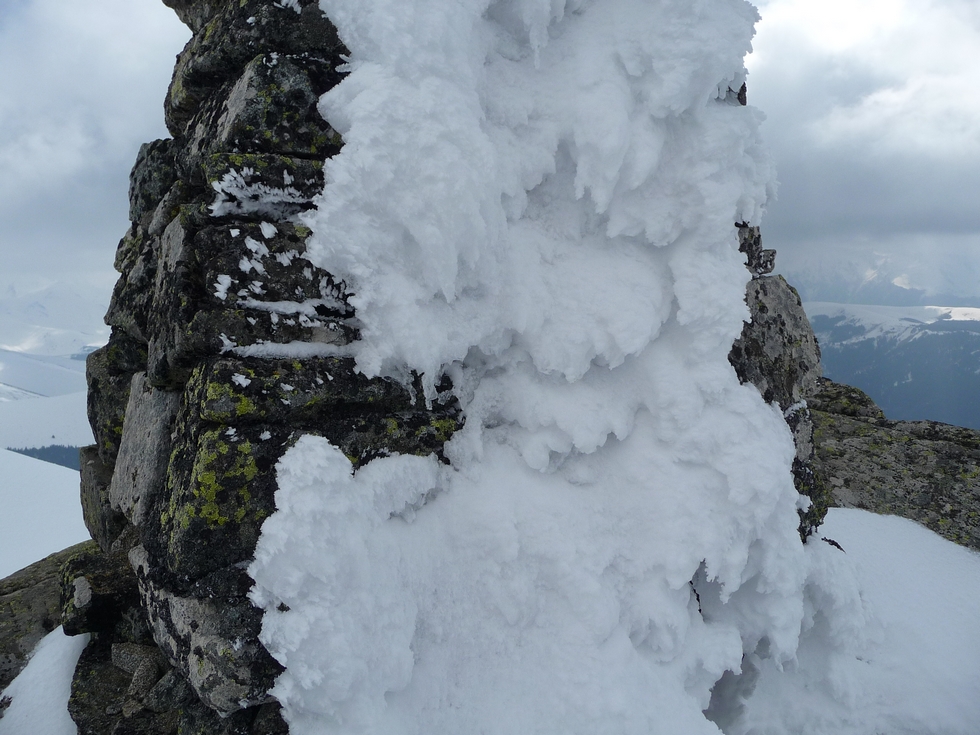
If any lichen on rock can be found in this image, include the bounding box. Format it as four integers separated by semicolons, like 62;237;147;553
811;377;980;550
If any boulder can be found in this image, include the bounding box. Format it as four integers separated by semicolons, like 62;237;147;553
130;546;281;716
0;542;94;691
80;445;127;552
728;243;829;538
60;544;142;638
729;274;821;409
86;333;148;466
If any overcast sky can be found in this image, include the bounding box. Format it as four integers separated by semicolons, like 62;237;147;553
749;0;980;303
0;0;978;306
0;0;188;294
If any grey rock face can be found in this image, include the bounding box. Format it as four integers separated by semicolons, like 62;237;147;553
728;239;829;539
729;274;821;410
109;373;182;528
80;446;127;552
86;332;146;466
130;139;178;225
62;0;459;728
60;543;142;638
736;224;776;277
199;54;339;160
130;546;279;714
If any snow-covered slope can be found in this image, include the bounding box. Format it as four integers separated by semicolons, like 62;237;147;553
0;448;89;579
805;302;980;428
0;628;88;735
0;280;106;401
0;281;102;467
735;508;980;734
0;391;93;450
8;508;978;734
0;349;87;399
0;281;109;358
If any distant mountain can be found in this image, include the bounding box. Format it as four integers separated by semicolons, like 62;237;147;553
0;282;108;355
805;302;980;429
0;282;103;467
0;348;87;398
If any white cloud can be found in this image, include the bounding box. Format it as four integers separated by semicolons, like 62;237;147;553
0;0;188;277
754;0;909;55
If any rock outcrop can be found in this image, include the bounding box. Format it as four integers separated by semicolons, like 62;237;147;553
811;378;980;550
729;225;830;539
2;3;978;733
1;543;94;694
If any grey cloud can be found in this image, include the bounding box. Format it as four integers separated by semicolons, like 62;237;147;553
0;0;189;283
749;0;980;302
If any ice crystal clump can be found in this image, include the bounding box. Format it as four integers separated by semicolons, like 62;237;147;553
247;1;873;733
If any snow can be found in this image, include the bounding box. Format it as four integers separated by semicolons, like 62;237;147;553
0;349;86;399
0;392;92;450
0;282;103;403
735;508;980;734
0;282;109;359
246;0;825;732
0;628;88;735
228;340;353;359
0;448;90;579
209;167;308;219
214;273;233;301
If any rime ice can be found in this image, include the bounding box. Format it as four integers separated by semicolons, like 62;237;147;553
249;1;858;733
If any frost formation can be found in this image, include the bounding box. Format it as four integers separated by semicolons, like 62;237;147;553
248;1;866;733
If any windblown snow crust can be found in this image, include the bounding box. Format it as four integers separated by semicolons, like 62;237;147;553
246;1;865;733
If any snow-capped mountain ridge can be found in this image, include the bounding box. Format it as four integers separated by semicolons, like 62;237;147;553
805;301;980;429
806;302;980;343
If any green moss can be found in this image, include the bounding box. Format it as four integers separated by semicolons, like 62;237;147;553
958;466;980;481
196;470;227;526
431;418;458;443
169;73;185;106
202;17;220;42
